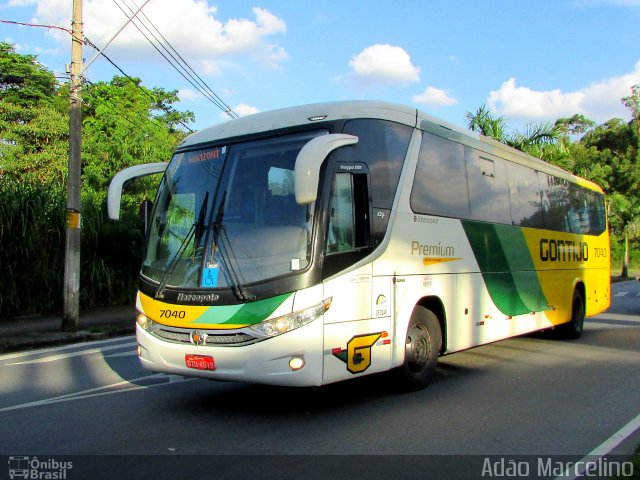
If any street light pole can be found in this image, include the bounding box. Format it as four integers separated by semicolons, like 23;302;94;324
62;0;83;331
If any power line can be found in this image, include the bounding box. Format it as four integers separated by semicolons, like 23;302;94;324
112;0;238;119
0;19;72;35
124;0;238;119
2;11;238;124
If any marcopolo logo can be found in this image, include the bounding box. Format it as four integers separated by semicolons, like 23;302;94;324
8;456;72;479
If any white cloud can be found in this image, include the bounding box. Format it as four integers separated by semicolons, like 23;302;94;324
178;88;201;101
573;0;640;7
488;60;640;122
233;103;260;117
5;0;37;5
413;86;458;106
347;44;420;86
31;1;288;69
219;103;260;120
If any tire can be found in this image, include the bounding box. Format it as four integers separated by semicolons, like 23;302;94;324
393;306;442;390
552;289;585;340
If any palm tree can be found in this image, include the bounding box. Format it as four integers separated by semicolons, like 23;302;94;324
465;105;509;143
465;104;561;156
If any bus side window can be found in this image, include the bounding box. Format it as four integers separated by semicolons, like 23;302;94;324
327;172;369;255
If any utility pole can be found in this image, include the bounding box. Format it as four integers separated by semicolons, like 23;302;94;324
62;0;83;331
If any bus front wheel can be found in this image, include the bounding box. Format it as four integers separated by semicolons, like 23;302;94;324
394;306;442;390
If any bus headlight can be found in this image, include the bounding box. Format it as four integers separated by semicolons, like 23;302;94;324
250;298;332;337
137;313;158;332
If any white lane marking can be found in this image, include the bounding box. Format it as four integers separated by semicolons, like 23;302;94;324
0;335;135;361
555;412;640;480
614;291;629;297
102;351;139;358
0;374;195;412
4;341;137;366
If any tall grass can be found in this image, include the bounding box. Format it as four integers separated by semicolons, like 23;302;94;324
0;180;144;318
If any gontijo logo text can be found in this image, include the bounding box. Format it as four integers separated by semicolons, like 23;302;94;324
539;238;588;262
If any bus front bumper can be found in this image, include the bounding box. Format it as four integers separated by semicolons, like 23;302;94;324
135;320;324;387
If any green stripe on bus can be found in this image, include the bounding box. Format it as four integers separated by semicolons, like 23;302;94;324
462;221;549;316
192;293;293;325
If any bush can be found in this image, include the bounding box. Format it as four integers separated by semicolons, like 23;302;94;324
0;179;144;318
0;181;65;315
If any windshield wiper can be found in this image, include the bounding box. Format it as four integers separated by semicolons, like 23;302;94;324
211;192;254;301
155;222;197;299
155;192;209;299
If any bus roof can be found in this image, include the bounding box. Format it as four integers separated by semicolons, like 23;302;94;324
179;100;604;194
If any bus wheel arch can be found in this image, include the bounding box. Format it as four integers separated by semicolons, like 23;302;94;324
393;302;443;390
416;296;447;354
551;283;586;340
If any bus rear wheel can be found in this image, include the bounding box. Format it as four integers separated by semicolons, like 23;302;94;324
552;289;585;340
393;306;442;390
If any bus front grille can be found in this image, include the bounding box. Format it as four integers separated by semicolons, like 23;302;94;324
152;327;257;346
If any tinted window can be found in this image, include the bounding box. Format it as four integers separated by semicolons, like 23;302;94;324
411;132;470;218
541;173;571;231
340;119;413;209
466;148;510;223
507;163;543;228
567;184;606;235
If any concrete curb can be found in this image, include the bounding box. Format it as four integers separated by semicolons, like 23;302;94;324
0;305;136;354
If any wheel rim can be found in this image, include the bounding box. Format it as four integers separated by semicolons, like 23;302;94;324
405;324;431;374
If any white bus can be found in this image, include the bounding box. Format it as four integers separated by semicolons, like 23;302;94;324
108;101;610;389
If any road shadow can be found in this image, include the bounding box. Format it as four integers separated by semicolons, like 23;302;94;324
157;357;483;422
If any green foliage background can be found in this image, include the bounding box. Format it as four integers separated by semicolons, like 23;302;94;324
1;42;639;318
0;42;192;317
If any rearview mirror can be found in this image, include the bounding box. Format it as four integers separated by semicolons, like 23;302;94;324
107;162;168;220
294;134;358;204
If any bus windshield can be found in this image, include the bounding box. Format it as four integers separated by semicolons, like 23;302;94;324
142;130;326;293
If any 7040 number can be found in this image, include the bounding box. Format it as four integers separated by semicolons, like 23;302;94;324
159;309;186;319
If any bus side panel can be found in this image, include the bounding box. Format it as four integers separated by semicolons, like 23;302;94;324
390;273;458;367
322;317;392;385
522;229;611;324
322;264;393;384
322;264;372;324
451;272;495;352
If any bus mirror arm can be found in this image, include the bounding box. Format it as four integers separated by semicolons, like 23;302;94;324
107;162;168;220
294;134;359;204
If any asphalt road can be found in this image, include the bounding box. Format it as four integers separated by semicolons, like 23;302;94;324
1;281;639;479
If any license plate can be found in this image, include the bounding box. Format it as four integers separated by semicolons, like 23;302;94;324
185;354;216;371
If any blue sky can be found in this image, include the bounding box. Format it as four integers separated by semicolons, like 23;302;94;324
2;0;640;132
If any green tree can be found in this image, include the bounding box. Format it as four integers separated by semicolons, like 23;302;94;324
465;104;509;142
0;41;58;106
0;42;69;185
0;43;197;316
608;193;640;277
81;76;193;192
555;114;596;141
622;84;640;128
0;101;69;186
465;104;561;156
